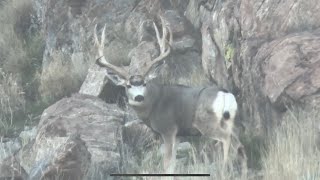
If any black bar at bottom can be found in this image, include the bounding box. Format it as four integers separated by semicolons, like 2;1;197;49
110;174;210;177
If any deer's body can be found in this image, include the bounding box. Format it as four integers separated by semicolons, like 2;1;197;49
127;81;240;173
94;17;247;175
130;83;203;135
130;83;236;137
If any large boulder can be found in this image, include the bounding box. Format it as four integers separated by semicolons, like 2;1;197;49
261;31;320;106
235;0;320;135
20;93;125;179
28;134;91;180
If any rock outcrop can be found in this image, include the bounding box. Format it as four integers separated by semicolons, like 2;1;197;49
34;0;320;136
29;134;91;180
236;0;320;134
20;93;125;179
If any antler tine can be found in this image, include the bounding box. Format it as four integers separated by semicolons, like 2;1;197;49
94;24;106;55
101;24;106;49
160;16;167;54
94;24;129;79
94;24;99;48
168;23;173;46
153;21;161;52
143;16;172;77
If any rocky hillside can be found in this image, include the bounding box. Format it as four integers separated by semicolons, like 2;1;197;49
34;0;320;135
0;0;319;179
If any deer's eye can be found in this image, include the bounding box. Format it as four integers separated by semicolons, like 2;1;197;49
126;84;132;88
143;83;146;87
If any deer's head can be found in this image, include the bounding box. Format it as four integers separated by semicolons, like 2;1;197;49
94;16;173;106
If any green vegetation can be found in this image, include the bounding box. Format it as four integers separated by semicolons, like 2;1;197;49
224;43;235;70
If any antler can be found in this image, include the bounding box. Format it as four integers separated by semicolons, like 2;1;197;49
142;16;173;77
94;24;129;79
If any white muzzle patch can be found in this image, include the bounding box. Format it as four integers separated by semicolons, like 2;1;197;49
127;86;146;105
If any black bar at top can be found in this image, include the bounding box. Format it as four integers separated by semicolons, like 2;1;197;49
110;174;210;177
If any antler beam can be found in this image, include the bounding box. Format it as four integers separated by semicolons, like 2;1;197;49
94;24;129;79
142;16;173;77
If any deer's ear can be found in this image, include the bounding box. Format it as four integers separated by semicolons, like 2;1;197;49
105;71;126;86
145;68;158;82
145;61;164;82
145;71;157;82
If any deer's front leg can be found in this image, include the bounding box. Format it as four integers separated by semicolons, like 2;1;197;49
161;130;177;174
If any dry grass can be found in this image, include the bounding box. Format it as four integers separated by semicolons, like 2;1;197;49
0;0;45;136
262;108;320;180
121;138;246;180
0;0;33;74
38;51;86;103
119;107;320;180
0;70;25;135
0;0;85;136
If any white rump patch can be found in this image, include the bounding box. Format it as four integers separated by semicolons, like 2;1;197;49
224;92;237;119
213;91;225;121
212;91;238;120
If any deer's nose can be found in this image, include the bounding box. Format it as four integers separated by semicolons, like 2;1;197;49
134;95;144;102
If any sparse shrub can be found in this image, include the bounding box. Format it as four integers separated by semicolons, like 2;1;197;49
21;33;44;104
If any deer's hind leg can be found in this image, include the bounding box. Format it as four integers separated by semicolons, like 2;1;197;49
193;119;247;176
231;132;248;176
193;121;232;165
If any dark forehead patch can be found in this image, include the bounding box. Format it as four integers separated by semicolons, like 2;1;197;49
129;75;144;86
219;88;229;93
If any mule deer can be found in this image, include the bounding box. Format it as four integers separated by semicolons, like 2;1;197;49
94;17;247;175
